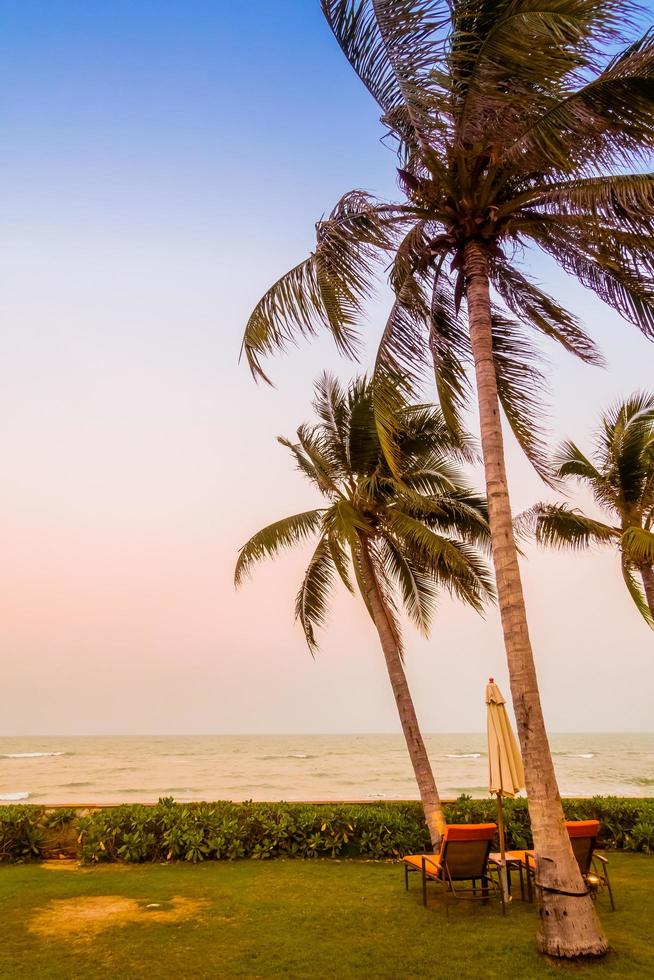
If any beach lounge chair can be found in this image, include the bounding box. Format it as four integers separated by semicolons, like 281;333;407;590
497;820;615;909
403;823;504;914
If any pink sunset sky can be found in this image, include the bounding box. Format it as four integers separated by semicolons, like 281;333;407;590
2;1;653;736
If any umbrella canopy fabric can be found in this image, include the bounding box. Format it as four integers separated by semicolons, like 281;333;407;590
486;679;525;797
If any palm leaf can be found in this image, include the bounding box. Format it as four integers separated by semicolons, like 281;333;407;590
501;27;654;174
295;536;339;652
322;1;451;159
327;533;355;594
491;312;553;483
242;192;403;381
524;173;654;235
490;257;604;366
429;279;473;438
451;0;629;143
622;556;654;629
235;510;325;585
379;532;437;634
523;503;617;549
385;509;494;610
621;526;654;567
530;222;654;337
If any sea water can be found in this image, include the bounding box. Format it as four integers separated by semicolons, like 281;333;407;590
0;733;652;804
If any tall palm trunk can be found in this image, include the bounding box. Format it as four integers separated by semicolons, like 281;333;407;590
640;564;654;619
463;241;608;957
357;535;446;847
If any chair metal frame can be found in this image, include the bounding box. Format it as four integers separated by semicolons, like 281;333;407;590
521;821;616;911
403;826;505;916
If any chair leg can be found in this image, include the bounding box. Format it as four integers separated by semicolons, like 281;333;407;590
404;863;409;891
518;863;525;902
604;867;616;912
421;859;427;907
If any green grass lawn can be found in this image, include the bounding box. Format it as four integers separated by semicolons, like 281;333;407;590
1;854;652;979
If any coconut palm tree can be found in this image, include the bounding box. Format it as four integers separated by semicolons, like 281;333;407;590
235;374;492;846
241;1;654;955
525;392;654;626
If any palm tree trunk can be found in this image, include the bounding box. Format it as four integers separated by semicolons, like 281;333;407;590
357;535;446;847
641;565;654;619
463;241;608;958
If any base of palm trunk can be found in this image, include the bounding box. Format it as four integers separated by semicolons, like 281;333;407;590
538;895;609;958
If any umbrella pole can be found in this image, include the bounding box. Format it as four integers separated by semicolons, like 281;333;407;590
496;793;510;903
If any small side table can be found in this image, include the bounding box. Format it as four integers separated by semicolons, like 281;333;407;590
489;853;526;901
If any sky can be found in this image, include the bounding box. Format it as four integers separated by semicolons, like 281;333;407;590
1;0;653;736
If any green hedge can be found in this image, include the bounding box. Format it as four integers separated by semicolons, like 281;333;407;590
1;797;653;864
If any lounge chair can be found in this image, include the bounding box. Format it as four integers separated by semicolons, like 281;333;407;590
403;823;504;914
496;820;615;909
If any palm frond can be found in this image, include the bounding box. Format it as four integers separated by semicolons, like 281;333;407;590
277;436;328;492
349;535;405;652
242;191;404;381
491;311;553;483
295;423;346;497
379;532;437;633
322;1;451;160
235;510;325;585
501;27;654;174
622;526;654;567
598;393;654;504
554;439;603;481
524;173;654;235
400;487;491;548
524;502;617;549
622;555;654;628
429;278;473;438
451;0;630;144
346;377;380;476
530;222;654;337
385;508;494;610
295;537;338;653
372;298;430;472
312;372;352;475
327;533;355;594
490;257;604;366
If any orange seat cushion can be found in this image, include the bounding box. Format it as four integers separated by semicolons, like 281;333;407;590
565;820;600;839
402;854;442;878
444;823;496;842
490;849;534;867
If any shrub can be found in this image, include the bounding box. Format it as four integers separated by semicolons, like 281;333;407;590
0;797;652;864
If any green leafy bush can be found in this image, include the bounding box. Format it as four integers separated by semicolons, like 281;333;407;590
1;797;653;864
0;806;46;862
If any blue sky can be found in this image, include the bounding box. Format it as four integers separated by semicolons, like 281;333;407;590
1;1;653;736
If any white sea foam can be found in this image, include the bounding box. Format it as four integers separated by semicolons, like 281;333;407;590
0;792;30;801
0;733;649;803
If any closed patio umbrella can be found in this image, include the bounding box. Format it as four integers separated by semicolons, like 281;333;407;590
486;678;525;901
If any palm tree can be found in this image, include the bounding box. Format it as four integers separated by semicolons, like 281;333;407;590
235;374;492;846
525;392;654;626
240;1;654;955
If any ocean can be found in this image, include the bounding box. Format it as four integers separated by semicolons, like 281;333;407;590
1;733;652;805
